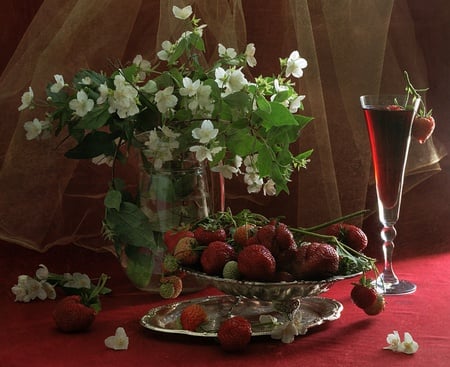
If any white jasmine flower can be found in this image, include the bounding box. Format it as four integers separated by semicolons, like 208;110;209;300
108;75;139;118
211;163;237;179
179;77;201;97
24;118;49;140
289;95;305;113
105;327;129;350
35;264;49;280
245;43;257;67
81;77;92;85
155;86;178;114
97;83;109;104
215;67;248;96
11;283;28;302
133;54;151;72
384;330;402;352
42;282;56;300
140;80;157;94
172;5;192;20
189;145;222;162
50;74;66;93
26;277;47;301
192;119;218;144
400;332;419;354
18;87;34;111
157;40;173;61
263;179;276;196
285;50;307;78
64;272;91;289
92;154;114;167
69;90;94;117
271;320;299;344
218;43;237;59
384;331;419;354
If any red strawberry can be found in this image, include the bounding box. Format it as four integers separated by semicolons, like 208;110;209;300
200;241;237;275
180;304;208;331
290;242;339;280
237;244;276;281
52;295;96;332
363;294;386;316
325;223;368;252
194;226;227;245
351;276;385;315
412;115;435;144
164;229;194;254
173;237;200;266
275;222;297;251
233;223;256;247
218;316;252;352
159;275;183;299
256;224;278;256
351;283;378;309
386;104;403;111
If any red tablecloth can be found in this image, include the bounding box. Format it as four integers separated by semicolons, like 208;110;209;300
1;241;449;367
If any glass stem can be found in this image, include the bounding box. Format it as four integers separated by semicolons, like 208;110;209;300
379;224;399;286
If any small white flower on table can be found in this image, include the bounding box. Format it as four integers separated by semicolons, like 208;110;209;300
105;327;129;351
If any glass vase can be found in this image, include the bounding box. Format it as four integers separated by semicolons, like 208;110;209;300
119;158;214;293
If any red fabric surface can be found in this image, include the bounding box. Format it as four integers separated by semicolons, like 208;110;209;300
1;241;449;367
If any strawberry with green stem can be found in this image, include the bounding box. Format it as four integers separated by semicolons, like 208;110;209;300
404;71;435;144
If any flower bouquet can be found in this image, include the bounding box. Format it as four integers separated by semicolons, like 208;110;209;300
19;5;313;290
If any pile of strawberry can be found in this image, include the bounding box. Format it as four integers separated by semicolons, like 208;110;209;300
160;209;375;290
180;303;252;352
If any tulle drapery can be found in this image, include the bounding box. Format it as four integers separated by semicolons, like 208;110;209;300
0;0;446;252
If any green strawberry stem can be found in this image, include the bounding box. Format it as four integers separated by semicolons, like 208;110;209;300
301;209;369;232
403;70;430;117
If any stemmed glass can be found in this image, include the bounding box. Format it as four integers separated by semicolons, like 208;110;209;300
360;94;421;295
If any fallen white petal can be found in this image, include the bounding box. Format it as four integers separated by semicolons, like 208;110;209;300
105;327;129;350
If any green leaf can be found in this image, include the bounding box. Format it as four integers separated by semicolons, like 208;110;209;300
256;95;271;113
104;189;122;210
105;202;156;249
75;105;111;129
254;102;299;128
227;129;260;156
64;131;116;159
124;245;154;288
223;91;251;109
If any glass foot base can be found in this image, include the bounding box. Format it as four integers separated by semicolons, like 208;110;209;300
375;279;417;295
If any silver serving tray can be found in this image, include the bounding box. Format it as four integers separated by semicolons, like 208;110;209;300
182;268;360;301
140;295;343;337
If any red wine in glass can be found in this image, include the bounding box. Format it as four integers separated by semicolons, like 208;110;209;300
360;95;420;295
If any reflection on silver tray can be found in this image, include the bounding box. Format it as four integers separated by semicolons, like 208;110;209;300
140;295;343;337
182;268;360;301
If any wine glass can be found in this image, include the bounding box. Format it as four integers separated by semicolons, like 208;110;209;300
360;94;421;295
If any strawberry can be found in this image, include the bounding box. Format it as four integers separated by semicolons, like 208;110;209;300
233;223;256;247
325;223;368;252
180;304;208;331
217;316;252;352
173;237;200;266
386;104;403;111
194;226;227;245
159;275;183;299
222;260;240;280
275;222;296;251
290;242;339;280
363;294;386;316
256;224;278;256
351;276;385;315
351;283;377;309
164;229;194;254
412;115;435;144
52;295;96;332
237;244;276;281
200;241;237;275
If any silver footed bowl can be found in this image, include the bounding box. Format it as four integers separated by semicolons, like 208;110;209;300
182;268;360;301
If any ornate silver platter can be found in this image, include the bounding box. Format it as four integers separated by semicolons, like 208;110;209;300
140;295;343;337
182;268;360;301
